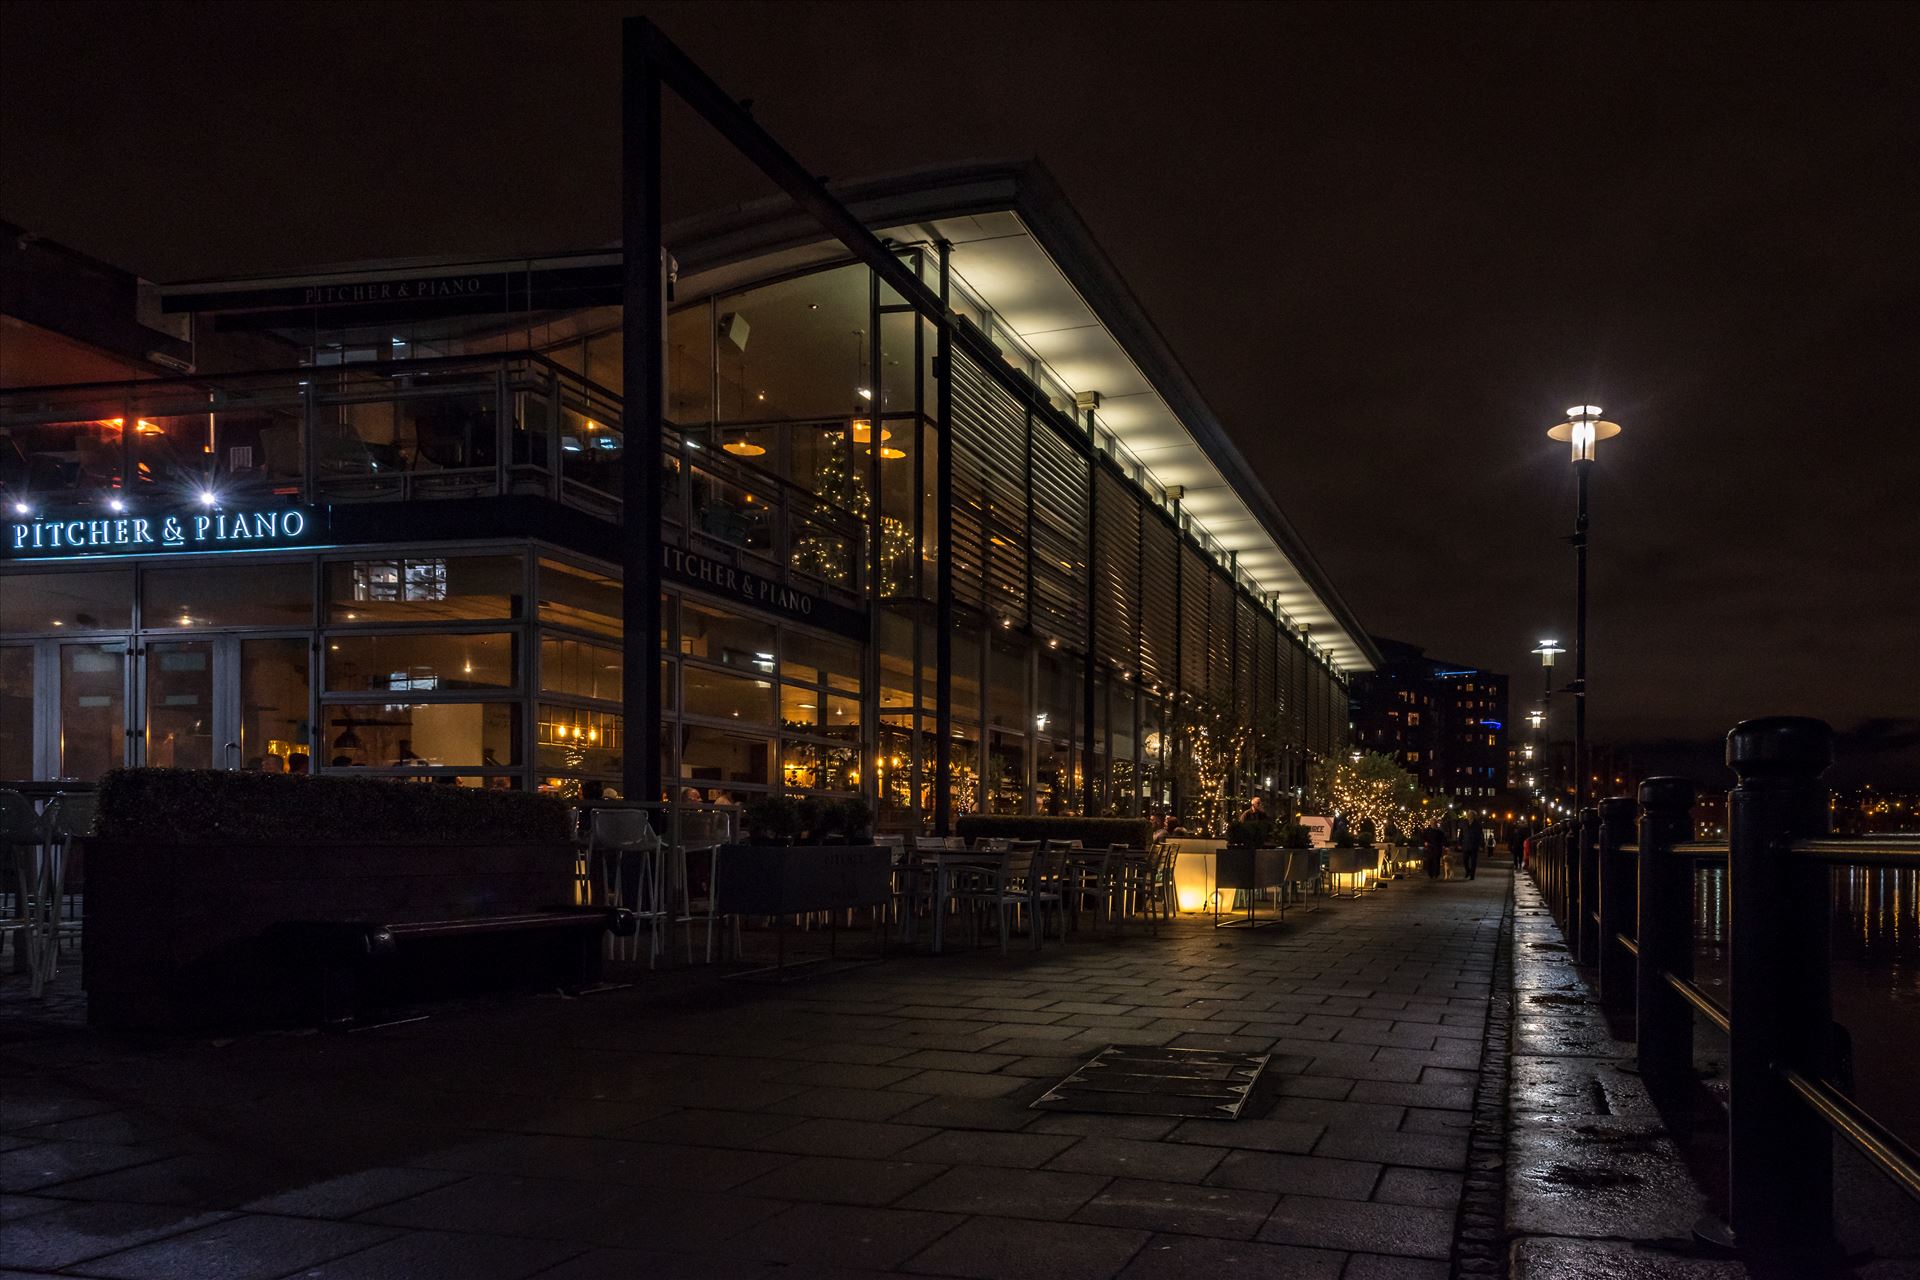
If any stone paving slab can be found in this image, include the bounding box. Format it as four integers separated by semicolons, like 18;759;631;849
2;868;1511;1279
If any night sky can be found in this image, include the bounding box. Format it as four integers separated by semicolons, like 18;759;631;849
3;2;1916;783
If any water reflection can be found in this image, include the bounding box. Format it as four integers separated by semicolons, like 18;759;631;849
1690;864;1920;1145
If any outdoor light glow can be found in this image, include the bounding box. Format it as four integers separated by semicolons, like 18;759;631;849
108;497;126;512
12;502;29;515
197;490;218;507
1533;640;1564;666
1547;404;1622;463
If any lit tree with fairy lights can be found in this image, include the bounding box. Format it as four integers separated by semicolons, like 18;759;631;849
790;423;913;589
1313;751;1422;845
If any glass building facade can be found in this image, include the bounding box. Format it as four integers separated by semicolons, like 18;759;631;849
0;169;1367;829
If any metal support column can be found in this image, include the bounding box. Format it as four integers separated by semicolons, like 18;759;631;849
933;242;954;836
620;22;665;811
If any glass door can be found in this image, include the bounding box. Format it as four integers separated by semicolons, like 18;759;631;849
237;637;312;774
58;640;130;780
141;640;215;769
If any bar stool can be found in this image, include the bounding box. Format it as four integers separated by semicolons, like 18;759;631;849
589;808;667;967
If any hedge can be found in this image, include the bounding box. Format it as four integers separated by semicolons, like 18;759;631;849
95;768;569;845
954;815;1154;849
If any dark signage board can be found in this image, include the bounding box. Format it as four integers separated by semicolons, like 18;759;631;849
661;543;867;640
4;505;324;560
164;263;623;332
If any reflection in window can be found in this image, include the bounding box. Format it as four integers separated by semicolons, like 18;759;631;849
144;562;311;629
781;631;860;691
540;636;622;701
536;558;622;638
0;570;133;633
679;725;771;790
0;647;33;778
328;556;521;622
322;703;520;769
60;642;125;779
679;601;775;670
682;665;773;724
325;633;516;692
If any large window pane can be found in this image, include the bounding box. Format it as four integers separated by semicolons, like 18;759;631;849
679;601;775;671
144;562;311;629
537;704;622;774
713;265;870;424
537;559;622;638
682;665;773;724
782;630;860;692
0;570;132;633
327;555;521;623
241;637;310;773
541;635;622;701
689;467;774;553
780;740;857;794
59;641;124;779
678;726;771;791
322;702;520;769
0;647;33;778
325;633;516;692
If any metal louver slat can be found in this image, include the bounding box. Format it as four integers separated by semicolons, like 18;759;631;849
951;352;1027;624
1180;543;1210;698
1093;468;1139;672
1030;419;1088;645
1139;512;1177;690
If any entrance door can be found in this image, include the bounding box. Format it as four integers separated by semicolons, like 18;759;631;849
58;640;129;780
141;639;216;769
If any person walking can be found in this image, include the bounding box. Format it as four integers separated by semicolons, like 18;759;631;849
1460;821;1483;880
1419;822;1445;880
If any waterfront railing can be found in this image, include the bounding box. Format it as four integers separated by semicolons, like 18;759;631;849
1526;716;1920;1269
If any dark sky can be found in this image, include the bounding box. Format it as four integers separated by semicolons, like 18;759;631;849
3;1;1916;781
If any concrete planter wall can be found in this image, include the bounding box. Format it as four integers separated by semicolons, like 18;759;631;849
81;838;575;1030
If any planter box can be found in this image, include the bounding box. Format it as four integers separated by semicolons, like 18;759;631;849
714;844;891;917
81;837;576;1030
1215;847;1297;891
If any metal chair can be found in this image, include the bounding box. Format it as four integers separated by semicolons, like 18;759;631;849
39;793;94;983
588;808;668;967
0;791;57;996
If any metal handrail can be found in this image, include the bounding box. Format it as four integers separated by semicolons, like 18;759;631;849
1783;1069;1920;1203
1521;720;1920;1264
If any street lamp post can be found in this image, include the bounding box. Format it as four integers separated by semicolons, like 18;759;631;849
1531;641;1562;808
1547;405;1622;815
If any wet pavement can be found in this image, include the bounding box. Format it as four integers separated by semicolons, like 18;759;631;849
1506;871;1920;1279
1;869;1507;1279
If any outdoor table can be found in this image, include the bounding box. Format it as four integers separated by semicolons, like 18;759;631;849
928;848;1010;955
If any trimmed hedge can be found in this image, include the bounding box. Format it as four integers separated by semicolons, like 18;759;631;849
954;815;1153;849
95;768;569;845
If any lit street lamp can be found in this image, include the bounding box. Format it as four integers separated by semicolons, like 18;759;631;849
1531;641;1562;807
1546;405;1622;814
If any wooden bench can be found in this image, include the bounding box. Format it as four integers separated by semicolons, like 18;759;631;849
266;906;635;1026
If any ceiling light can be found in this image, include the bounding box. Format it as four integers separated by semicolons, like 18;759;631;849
724;437;767;457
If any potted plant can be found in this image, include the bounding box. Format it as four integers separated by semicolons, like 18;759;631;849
743;794;801;845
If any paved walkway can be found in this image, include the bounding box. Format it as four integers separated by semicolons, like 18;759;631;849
1;868;1509;1280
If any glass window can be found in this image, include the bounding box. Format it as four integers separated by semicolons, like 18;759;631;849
779;683;860;734
327;555;521;623
144;562;311;629
59;641;125;779
781;630;860;692
714;264;871;425
0;570;132;633
537;704;621;774
541;635;622;701
325;633;516;692
0;647;34;778
321;702;520;769
537;559;622;638
679;601;776;672
780;740;858;794
678;725;771;790
144;639;214;770
987;636;1028;729
241;637;311;773
682;664;773;724
667;301;714;426
986;727;1026;814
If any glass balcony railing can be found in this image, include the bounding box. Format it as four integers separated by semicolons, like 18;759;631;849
0;352;864;604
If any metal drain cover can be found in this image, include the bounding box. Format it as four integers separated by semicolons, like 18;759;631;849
1031;1046;1270;1119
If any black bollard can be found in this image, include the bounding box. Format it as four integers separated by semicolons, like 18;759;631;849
1726;717;1834;1269
1596;796;1637;1013
1635;776;1695;1081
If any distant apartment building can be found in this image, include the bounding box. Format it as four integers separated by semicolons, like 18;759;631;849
1351;637;1511;802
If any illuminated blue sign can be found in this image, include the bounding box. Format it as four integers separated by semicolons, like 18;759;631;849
4;506;322;560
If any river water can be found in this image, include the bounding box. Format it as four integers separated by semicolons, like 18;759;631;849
1690;865;1920;1146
